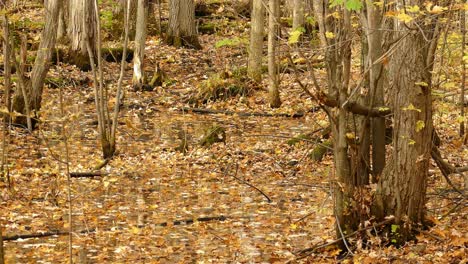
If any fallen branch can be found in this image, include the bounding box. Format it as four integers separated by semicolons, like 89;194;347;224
178;107;318;118
70;172;108;178
225;163;272;203
431;146;467;196
3;228;95;241
3;216;232;241
294;217;395;259
154;215;229;227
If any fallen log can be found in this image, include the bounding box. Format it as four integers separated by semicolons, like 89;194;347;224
178;107;321;118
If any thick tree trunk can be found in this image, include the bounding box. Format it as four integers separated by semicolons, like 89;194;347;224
268;0;281;108
57;0;67;41
247;0;264;83
12;0;61;127
374;14;434;243
133;0;148;89
166;0;201;49
292;0;304;30
68;0;95;70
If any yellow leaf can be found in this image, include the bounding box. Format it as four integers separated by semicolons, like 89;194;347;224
130;226;140;234
396;13;413;23
407;5;420;13
346;133;355;139
402;103;422;112
415;120;425;132
325;31;335;39
415;81;428;87
428;5;446;14
290;223;298;230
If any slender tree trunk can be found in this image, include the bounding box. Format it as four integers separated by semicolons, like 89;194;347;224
363;0;386;180
247;0;264;82
313;0;361;237
0;223;3;264
166;0;201;49
2;13;11;119
268;0;281;108
11;0;61;127
460;8;466;137
68;0;95;70
292;0;304;30
133;0;148;89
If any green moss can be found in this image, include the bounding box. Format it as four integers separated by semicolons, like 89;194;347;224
308;139;333;162
286;133;312;146
198;22;217;34
193;72;249;103
199;125;226;147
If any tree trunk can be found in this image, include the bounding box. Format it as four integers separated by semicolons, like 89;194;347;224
133;0;148;89
11;0;61;127
292;0;304;30
268;0;281;108
374;6;436;242
313;0;363;237
68;0;95;70
0;223;3;264
247;0;264;83
363;1;386;181
166;0;201;49
57;0;67;41
460;8;466;137
2;13;11;120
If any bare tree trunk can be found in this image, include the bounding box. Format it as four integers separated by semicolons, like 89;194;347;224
166;0;201;49
362;0;386;180
133;0;148;89
0;223;3;264
375;4;437;242
292;0;304;30
11;0;61;127
247;0;264;82
268;0;281;108
57;0;68;41
461;8;466;138
313;0;360;237
2;13;11;120
68;0;95;70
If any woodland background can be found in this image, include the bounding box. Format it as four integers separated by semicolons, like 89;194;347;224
0;0;467;263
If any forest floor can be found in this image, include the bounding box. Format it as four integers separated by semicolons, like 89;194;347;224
0;2;467;263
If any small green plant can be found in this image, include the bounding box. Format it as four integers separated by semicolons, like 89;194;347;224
214;37;246;48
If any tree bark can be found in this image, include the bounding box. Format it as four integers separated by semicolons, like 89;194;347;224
68;0;95;70
133;0;148;89
292;0;304;30
362;0;386;180
374;3;436;242
247;0;264;82
460;8;466;137
2;13;11;120
11;0;61;127
0;223;3;264
268;0;281;108
166;0;201;49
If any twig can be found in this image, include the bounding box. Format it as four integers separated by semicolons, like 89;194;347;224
224;163;272;203
294;217;395;259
